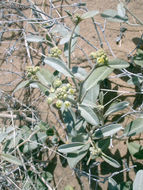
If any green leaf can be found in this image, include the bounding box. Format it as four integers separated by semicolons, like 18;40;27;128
118;181;133;190
41;171;53;182
108;58;130;69
101;153;121;168
36;68;54;86
13;80;30;93
133;55;143;67
101;9;128;22
71;133;89;143
77;3;86;6
137;49;143;55
37;83;49;95
117;3;126;18
38;122;49;131
127;76;142;88
99;91;104;105
123;118;143;137
82;66;113;98
0;132;7;143
72;66;88;80
67;150;88;168
46;128;54;136
1;153;22;166
81;10;99;19
108;178;119;190
133;170;143;190
64;185;74;190
97;138;110;151
44;57;73;77
127;142;143;159
78;104;99;126
26;35;45;42
101;9;118;18
104;101;129;117
93;124;122;139
58;142;85;154
61;143;90;168
23;141;38;153
65;10;72;17
60;34;71;45
62;109;76;134
52;23;69;36
81;84;99;108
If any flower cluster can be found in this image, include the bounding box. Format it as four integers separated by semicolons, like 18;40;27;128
90;49;108;65
50;47;62;58
47;78;76;109
26;66;40;80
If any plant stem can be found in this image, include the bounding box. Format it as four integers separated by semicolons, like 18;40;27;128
92;18;103;48
68;24;77;69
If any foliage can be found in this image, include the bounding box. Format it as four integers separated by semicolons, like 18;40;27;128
0;0;143;189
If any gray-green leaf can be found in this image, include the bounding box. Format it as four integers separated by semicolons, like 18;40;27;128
104;101;129;117
108;178;119;190
13;80;30;93
0;132;7;143
26;35;45;43
81;84;99;108
44;57;73;77
101;9;128;22
64;185;74;190
117;3;126;18
36;68;54;86
133;170;143;190
82;66;113;99
108;58;130;69
1;153;22;166
79;104;99;126
58;142;85;154
93;124;122;139
123;118;143;137
67;150;88;168
101;153;121;168
81;10;99;20
72;66;88;80
127;142;143;159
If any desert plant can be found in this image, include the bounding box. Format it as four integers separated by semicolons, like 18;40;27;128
0;0;143;189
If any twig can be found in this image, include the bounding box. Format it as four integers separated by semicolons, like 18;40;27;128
6;176;21;190
0;113;36;123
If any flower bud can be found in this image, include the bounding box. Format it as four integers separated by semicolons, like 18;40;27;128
47;97;53;104
66;83;71;89
53;79;62;88
56;100;63;108
65;101;71;108
50;87;55;93
68;88;75;95
61;85;67;92
90;52;97;59
63;93;68;99
97;57;104;64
